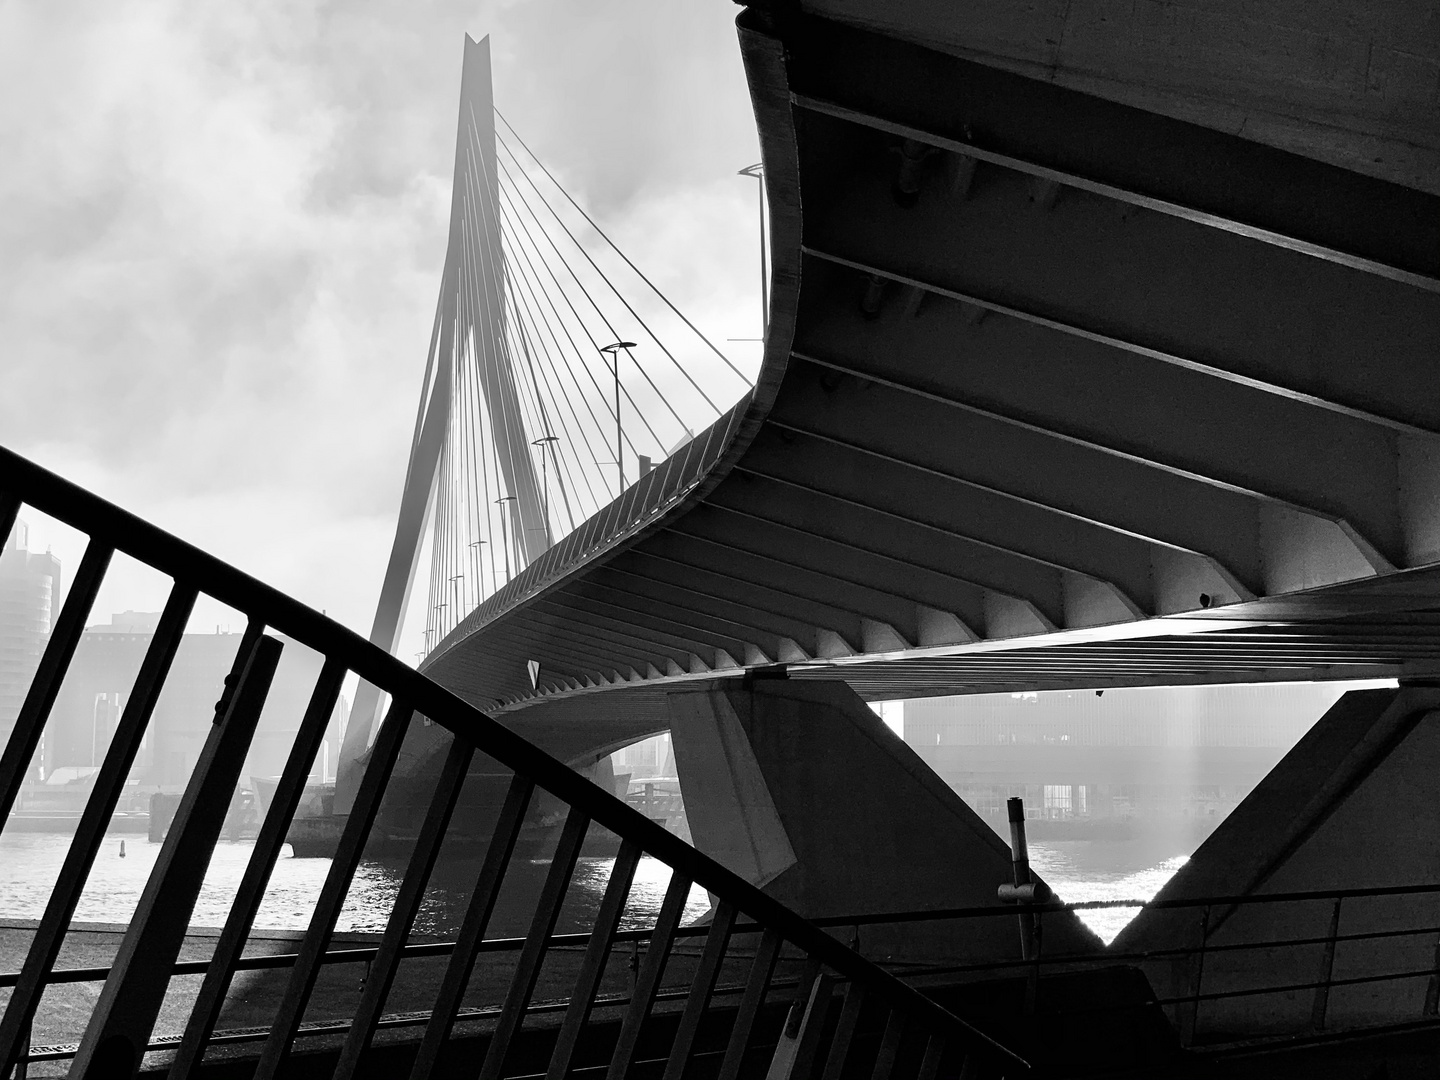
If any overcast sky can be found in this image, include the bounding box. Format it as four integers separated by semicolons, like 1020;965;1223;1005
2;1;764;654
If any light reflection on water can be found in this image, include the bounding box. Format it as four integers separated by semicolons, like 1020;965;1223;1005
0;833;1182;945
1029;841;1189;944
0;833;711;936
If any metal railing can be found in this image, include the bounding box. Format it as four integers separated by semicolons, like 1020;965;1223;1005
0;444;1027;1079
808;881;1440;1051
441;394;752;673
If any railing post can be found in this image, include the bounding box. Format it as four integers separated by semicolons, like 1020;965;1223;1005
1311;895;1343;1032
818;982;864;1080
407;773;535;1080
169;658;346;1080
0;542;112;824
717;927;783;1080
14;1019;28;1080
0;584;196;1080
867;1009;905;1080
605;872;693;1080
545;840;643;1080
1179;904;1211;1046
70;629;281;1079
1425;929;1440;1018
477;808;590;1080
765;970;834;1080
253;700;416;1080
661;900;737;1080
332;736;475;1080
916;1035;947;1080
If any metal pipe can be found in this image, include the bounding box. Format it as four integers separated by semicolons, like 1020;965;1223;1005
1007;797;1038;961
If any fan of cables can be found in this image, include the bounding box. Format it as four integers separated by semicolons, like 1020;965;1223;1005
421;105;755;656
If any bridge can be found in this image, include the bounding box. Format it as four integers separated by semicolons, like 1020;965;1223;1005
408;12;1440;738
1;1;1439;1076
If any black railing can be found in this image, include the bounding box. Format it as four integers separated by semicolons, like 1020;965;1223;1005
807;881;1440;1050
0;444;1027;1079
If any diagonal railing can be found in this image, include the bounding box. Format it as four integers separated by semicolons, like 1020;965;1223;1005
0;444;1028;1079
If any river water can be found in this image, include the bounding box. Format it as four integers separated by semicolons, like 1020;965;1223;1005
0;832;1183;945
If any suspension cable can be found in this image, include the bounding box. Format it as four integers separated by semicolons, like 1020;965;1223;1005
495;108;752;388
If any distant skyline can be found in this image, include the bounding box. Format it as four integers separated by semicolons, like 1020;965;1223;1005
2;2;764;653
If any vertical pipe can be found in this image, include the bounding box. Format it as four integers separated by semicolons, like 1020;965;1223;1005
1006;797;1036;961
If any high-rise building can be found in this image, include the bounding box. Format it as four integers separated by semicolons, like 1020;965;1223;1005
45;614;332;789
0;520;62;747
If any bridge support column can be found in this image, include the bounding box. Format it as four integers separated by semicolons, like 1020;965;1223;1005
666;677;1099;962
1113;685;1440;1041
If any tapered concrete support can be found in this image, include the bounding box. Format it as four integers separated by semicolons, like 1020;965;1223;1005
667;677;1100;963
1113;686;1440;1040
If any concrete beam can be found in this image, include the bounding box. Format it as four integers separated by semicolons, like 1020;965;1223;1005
667;677;1101;961
1113;686;1440;1038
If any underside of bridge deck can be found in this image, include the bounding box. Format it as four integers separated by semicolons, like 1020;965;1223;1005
420;0;1440;734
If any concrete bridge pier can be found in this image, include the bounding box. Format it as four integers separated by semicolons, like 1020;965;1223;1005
1113;685;1440;1041
666;676;1100;964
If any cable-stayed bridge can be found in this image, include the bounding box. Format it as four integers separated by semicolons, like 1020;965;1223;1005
354;19;1440;787
1;5;1440;1076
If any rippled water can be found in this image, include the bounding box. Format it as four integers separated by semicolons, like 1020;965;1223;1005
1029;841;1189;943
0;832;1181;945
0;832;711;936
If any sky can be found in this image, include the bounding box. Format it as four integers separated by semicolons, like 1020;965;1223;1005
1;1;766;653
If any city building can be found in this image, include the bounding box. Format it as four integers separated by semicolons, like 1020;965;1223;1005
903;683;1356;839
43;613;339;791
0;520;61;752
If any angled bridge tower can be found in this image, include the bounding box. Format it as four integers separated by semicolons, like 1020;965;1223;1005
337;35;545;809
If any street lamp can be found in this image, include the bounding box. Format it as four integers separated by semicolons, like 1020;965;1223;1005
532;435;560;547
495;495;517;581
738;163;767;339
599;342;636;492
469;539;486;598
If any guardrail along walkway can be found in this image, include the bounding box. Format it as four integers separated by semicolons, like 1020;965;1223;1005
0;445;1028;1079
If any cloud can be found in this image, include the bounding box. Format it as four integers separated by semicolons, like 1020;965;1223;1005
1;0;763;643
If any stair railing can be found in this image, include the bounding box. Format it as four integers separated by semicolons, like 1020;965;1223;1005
0;445;1028;1079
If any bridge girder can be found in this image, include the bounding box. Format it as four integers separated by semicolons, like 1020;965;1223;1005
419;4;1440;732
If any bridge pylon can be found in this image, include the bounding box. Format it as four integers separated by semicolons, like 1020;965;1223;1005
338;34;545;811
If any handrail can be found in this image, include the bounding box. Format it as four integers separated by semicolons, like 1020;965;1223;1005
20;976;804;1068
803;877;1440;1051
0;922;767;988
0;443;1028;1078
808;879;1440;928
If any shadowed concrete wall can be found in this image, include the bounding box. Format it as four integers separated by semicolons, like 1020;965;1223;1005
667;677;1101;963
1112;686;1440;1039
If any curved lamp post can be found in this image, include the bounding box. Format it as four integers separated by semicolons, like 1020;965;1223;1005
532;434;560;547
738;163;767;339
599;341;636;491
